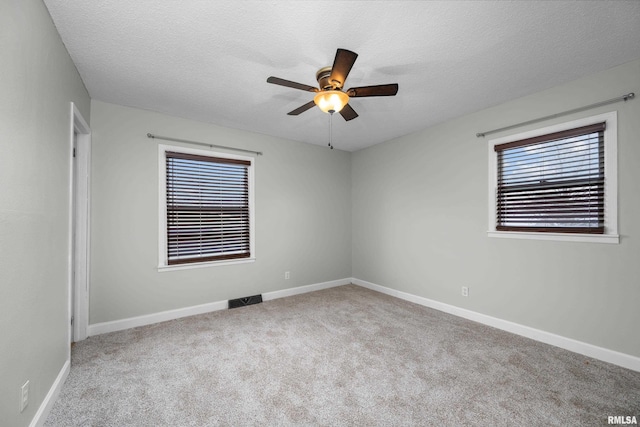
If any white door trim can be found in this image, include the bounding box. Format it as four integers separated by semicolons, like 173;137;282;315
68;102;91;348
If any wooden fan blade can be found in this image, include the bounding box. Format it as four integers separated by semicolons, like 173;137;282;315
339;103;358;121
267;76;318;92
346;84;398;97
329;49;358;88
287;100;316;116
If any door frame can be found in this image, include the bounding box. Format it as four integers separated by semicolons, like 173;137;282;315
68;102;91;347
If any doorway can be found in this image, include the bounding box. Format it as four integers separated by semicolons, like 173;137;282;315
69;102;91;344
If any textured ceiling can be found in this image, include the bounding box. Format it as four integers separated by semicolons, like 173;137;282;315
43;1;640;152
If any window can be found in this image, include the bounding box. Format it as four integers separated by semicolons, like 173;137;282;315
159;145;255;269
488;112;618;243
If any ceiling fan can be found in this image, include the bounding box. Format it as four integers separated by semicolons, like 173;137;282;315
267;48;399;121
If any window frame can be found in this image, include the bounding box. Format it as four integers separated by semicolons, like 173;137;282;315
158;144;256;271
487;111;618;244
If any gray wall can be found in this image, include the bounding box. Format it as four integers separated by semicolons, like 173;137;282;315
0;1;91;425
352;59;640;358
88;101;351;324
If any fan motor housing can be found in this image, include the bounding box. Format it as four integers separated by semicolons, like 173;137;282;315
316;66;341;90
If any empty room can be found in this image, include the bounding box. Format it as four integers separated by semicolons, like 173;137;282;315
2;1;640;426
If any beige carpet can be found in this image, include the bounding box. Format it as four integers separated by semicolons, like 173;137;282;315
45;285;640;426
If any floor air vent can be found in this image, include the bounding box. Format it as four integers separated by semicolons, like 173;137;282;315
228;294;263;309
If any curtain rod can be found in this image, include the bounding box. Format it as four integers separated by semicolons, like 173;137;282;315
147;133;263;156
476;92;635;138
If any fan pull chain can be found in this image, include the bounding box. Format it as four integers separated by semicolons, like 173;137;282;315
328;111;334;149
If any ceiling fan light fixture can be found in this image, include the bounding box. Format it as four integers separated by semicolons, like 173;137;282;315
267;48;397;121
314;90;349;113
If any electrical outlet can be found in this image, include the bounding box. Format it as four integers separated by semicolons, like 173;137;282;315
462;286;469;297
20;380;29;413
285;271;290;280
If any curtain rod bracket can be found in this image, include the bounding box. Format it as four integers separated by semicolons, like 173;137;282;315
476;92;634;138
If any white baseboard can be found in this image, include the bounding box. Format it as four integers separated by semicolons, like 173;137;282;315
352;278;640;372
87;278;351;337
86;276;638;371
30;359;70;427
87;299;228;336
262;278;350;301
